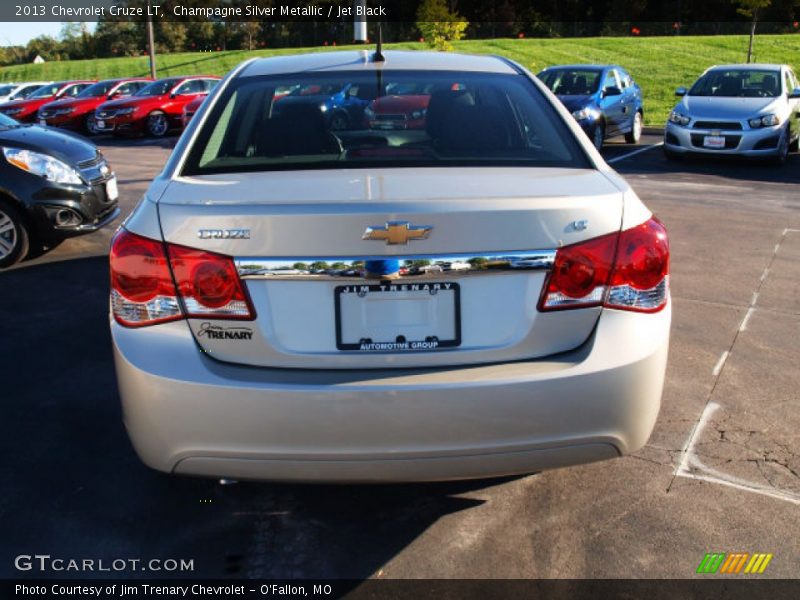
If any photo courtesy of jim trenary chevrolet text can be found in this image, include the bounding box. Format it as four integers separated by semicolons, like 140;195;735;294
1;0;799;598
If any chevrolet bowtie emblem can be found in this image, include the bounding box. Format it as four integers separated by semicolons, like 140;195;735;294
362;221;433;245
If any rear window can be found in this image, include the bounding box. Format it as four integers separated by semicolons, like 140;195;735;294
182;70;590;176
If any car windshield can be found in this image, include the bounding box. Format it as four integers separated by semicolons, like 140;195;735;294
0;112;19;128
689;69;781;97
29;83;63;98
135;79;179;97
77;80;117;98
183;70;590;176
538;69;602;95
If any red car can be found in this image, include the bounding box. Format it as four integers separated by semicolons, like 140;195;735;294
0;80;96;123
181;94;208;129
94;76;220;137
38;78;152;135
364;82;433;130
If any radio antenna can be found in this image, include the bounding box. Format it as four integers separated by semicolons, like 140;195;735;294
374;22;385;62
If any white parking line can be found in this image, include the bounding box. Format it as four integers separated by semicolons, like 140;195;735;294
669;227;800;505
711;351;729;377
675;402;800;506
606;142;664;164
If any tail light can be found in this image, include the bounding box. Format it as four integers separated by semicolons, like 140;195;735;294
539;217;669;313
110;229;254;327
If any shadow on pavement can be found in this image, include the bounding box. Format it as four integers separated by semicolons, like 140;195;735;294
0;256;509;579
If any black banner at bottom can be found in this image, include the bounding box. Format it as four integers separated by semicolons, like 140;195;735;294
5;579;800;600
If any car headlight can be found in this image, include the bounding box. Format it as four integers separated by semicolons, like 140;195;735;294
3;108;23;115
116;107;137;116
669;111;691;126
2;147;83;185
572;108;593;121
748;114;780;128
364;107;375;119
410;108;427;120
319;104;328;112
55;108;74;115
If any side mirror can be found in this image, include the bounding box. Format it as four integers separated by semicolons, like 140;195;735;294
603;86;622;97
789;87;800;99
675;87;687;97
170;93;178;99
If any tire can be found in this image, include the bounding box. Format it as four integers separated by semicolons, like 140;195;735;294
789;130;799;153
145;111;169;138
329;112;349;131
84;113;100;136
625;111;642;144
0;199;30;269
592;122;604;151
772;129;789;166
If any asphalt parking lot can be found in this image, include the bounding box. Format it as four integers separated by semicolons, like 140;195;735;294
1;130;798;579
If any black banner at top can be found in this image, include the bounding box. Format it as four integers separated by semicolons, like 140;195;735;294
1;0;799;23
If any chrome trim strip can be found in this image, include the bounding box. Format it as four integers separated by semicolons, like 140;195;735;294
236;250;556;280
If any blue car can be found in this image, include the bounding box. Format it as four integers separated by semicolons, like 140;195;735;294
537;64;644;150
272;82;377;130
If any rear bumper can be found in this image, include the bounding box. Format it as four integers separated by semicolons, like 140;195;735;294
112;302;671;482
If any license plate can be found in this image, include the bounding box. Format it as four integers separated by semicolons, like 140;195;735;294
38;119;46;126
96;119;105;128
703;135;726;149
334;282;461;351
106;176;118;201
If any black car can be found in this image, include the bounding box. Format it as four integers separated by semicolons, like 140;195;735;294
0;112;119;268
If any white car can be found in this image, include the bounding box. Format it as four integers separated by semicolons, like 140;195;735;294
110;51;671;482
665;64;800;163
0;81;52;104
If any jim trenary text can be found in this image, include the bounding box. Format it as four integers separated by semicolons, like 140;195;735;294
16;583;334;596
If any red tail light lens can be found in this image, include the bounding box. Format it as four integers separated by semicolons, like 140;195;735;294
110;229;182;327
606;217;669;312
539;217;669;313
110;229;254;327
168;245;254;318
538;232;617;310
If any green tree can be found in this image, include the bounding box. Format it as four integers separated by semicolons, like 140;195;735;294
733;0;772;63
416;0;469;51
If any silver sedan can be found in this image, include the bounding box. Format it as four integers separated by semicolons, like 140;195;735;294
664;64;800;164
110;51;671;483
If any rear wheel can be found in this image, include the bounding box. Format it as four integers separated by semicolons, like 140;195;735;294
0;199;30;269
625;111;642;144
145;111;169;137
592;122;605;151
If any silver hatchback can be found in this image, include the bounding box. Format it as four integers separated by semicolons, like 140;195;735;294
664;64;800;163
110;51;671;482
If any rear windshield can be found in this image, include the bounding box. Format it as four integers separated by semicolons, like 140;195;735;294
538;69;602;95
689;69;781;98
182;70;590;176
0;85;14;96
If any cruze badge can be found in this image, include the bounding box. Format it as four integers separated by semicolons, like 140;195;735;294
197;228;251;240
362;221;432;245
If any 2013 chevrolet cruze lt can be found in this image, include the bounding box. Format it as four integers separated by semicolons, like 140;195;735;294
110;51;671;482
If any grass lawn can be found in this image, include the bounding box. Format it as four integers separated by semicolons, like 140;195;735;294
2;34;798;125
